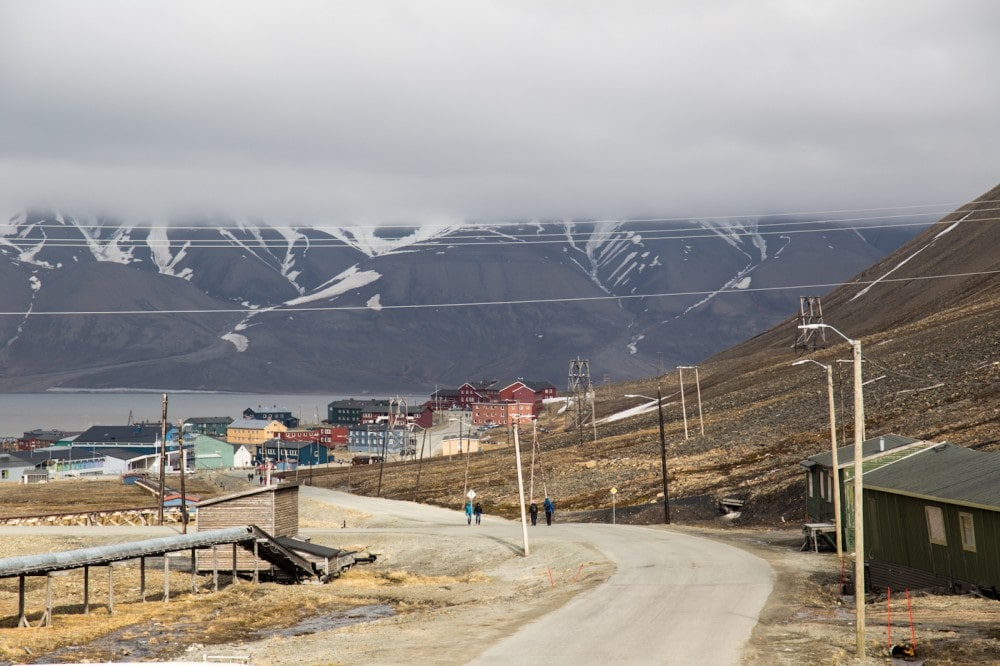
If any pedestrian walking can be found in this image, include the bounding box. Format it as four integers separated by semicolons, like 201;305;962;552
543;497;554;526
529;501;538;526
474;502;483;525
464;500;473;525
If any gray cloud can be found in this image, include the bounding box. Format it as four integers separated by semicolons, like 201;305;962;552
2;0;999;222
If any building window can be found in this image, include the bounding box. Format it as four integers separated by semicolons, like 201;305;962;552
925;505;947;546
959;512;976;552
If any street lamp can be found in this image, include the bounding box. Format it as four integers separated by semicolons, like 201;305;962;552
799;323;866;657
677;365;704;436
511;415;533;556
624;391;670;524
792;359;843;558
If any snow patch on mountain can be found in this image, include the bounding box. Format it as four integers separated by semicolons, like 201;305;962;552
147;223;194;280
318;220;462;258
699;218;767;261
285;265;382;307
75;214;136;264
222;333;249;352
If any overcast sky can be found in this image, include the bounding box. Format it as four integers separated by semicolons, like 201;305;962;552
1;1;998;224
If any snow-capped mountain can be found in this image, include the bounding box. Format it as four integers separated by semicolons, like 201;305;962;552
0;211;922;393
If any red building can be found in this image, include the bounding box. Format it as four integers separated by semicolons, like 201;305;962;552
499;379;558;402
471;400;534;427
458;380;499;407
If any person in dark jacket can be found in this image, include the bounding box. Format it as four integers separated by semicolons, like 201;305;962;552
543;497;554;525
529;501;538;526
474;502;483;525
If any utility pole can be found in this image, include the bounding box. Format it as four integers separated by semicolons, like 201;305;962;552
678;365;704;436
512;421;531;556
157;394;168;526
177;420;188;534
677;367;689;440
656;388;670;525
414;426;427;500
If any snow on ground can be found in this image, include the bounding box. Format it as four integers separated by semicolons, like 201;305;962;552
284;265;381;307
222;333;249;352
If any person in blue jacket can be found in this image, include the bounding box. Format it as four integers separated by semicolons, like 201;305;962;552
543;497;555;525
464;500;473;525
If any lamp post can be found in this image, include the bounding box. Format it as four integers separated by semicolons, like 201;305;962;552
678;365;704;436
624;391;670;524
799;323;866;657
512;415;533;556
792;359;843;558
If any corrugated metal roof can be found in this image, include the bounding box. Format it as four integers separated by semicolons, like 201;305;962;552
803;433;922;468
864;443;1000;510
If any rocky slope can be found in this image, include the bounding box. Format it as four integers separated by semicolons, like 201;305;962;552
309;183;1000;526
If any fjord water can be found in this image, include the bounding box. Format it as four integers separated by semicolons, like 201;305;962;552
0;392;421;438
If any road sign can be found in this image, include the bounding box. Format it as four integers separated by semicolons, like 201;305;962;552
611;487;617;495
467;490;476;500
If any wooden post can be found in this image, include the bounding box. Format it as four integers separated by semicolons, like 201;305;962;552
42;573;52;627
213;547;219;592
253;540;259;584
140;558;146;602
158;393;168;525
163;554;170;603
18;575;28;627
191;549;197;593
108;565;115;614
83;565;91;614
232;543;238;585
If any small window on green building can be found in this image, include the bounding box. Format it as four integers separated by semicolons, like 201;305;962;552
959;512;976;552
925;505;947;545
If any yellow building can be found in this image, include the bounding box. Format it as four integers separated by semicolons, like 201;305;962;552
226;419;287;446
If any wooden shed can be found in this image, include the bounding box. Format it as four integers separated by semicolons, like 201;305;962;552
863;443;1000;596
196;483;299;574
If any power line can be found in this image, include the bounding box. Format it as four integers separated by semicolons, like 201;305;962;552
7;199;988;232
6;201;997;248
4;209;992;250
1;268;996;318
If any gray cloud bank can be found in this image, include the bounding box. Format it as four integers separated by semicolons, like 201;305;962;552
1;1;999;223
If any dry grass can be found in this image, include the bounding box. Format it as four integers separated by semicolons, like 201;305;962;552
0;568;368;663
0;474;230;518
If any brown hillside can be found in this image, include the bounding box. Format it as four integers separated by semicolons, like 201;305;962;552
309;184;1000;526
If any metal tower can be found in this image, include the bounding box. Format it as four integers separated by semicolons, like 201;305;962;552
794;296;827;352
566;357;593;432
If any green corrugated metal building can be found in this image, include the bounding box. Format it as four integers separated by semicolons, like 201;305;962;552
863;442;1000;595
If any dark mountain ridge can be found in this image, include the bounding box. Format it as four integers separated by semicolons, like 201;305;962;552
0;211;926;393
